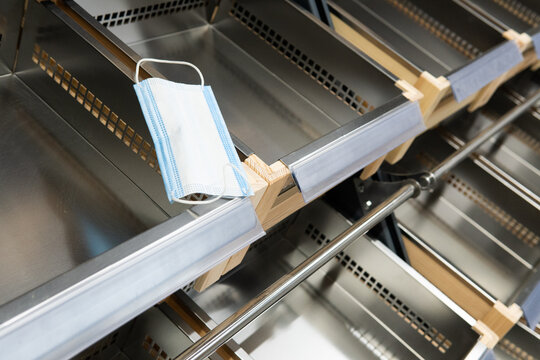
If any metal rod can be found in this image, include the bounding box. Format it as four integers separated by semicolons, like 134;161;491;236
175;183;418;360
426;89;540;184
176;89;540;360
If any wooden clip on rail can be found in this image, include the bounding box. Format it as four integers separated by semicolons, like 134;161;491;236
194;154;305;291
403;236;523;348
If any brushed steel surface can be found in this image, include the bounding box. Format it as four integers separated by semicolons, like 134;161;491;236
178;184;417;360
130;26;339;165
428;89;540;183
393;129;540;302
444;110;540;205
329;0;523;102
190;200;478;360
283;98;423;202
121;307;194;360
70;0;407;166
195;259;393;360
73;0;210;45
191;236;411;360
331;0;503;77
16;0;196;218
0;74;144;307
396;201;527;302
0;197;263;360
286;201;478;359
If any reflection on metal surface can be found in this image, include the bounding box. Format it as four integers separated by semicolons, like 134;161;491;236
507;124;540;157
497;337;536;359
130;25;339;164
0;0;25;75
229;2;375;115
72;328;127;360
418;151;540;254
0;75;145;307
393;125;540;303
493;322;540;360
0;197;263;359
176;184;419;360
445;173;539;248
385;0;481;59
32;43;160;172
303;221;453;353
346;324;400;360
31;42;214;203
191;199;478;360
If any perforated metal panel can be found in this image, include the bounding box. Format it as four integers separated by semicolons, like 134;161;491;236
417;152;540;249
95;0;208;28
229;2;375;115
303;222;453;354
491;0;540;28
285;201;478;360
32;44;160;172
384;0;481;59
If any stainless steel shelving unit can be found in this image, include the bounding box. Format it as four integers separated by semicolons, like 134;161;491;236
0;1;538;359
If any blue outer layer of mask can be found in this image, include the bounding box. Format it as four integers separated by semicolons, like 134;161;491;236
134;78;253;203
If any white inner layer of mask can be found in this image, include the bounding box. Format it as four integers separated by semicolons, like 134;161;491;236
148;79;243;197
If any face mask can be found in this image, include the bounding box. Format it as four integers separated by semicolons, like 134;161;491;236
133;58;253;204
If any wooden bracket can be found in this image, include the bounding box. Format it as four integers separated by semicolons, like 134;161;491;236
472;301;522;349
262;186;304;230
404;236;523;347
331;13;418;84
165;295;240;360
194;155;298;291
194;159;271;292
414;72;451;119
480;301;522;339
360;155;386;180
395;79;424;102
426;91;476;128
193;258;229;292
220;163;269;275
473;320;499;349
385;74;450;164
503;30;532;52
360;80;424;177
244;155;291;220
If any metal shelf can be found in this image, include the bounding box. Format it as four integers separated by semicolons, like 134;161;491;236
0;1;264;358
70;0;424;204
329;0;524;102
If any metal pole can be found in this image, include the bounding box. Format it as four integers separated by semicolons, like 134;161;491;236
176;89;540;360
175;183;418;360
424;88;540;186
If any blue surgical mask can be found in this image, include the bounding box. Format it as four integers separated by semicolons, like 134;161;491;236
133;58;253;204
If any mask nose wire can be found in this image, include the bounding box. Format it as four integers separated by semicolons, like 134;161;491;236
135;58;205;87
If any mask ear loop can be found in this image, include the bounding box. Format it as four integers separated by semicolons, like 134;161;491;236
172;163;250;205
135;58;204;87
135;58;247;204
